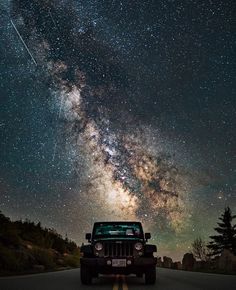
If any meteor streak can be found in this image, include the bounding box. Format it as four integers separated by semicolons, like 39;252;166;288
10;19;37;66
52;93;64;162
11;0;191;233
49;9;57;28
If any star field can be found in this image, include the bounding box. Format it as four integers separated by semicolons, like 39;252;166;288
0;0;235;260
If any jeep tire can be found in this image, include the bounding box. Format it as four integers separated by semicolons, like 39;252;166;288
145;266;156;284
80;264;92;285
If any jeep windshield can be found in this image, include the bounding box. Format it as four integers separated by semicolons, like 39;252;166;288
93;222;144;239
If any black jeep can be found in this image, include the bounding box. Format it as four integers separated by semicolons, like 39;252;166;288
80;221;157;285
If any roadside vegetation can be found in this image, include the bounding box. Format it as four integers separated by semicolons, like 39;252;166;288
0;211;80;275
157;207;236;274
1;207;235;276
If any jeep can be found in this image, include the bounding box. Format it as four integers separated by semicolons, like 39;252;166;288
80;221;157;284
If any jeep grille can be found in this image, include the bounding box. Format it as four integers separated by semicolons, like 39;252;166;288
104;242;134;257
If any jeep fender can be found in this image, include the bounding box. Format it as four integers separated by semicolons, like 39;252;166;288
81;244;93;257
144;244;157;255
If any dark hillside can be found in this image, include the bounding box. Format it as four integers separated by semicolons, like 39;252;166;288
0;211;80;275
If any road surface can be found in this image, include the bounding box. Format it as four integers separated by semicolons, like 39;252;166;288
0;268;236;290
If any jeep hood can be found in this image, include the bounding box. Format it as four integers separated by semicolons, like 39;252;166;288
93;237;144;242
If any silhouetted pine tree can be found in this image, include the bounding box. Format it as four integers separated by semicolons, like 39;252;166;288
207;207;236;256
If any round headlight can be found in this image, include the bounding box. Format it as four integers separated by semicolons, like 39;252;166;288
134;242;143;251
95;242;103;251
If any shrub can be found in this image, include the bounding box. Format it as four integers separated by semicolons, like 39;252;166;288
0;244;20;271
32;248;55;270
64;254;80;268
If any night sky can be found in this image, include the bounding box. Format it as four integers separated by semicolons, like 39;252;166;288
0;0;235;260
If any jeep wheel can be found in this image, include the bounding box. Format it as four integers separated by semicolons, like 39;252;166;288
145;266;156;284
80;264;92;285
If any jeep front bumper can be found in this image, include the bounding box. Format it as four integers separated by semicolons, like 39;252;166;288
80;257;157;274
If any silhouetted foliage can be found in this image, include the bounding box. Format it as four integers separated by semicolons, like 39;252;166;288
0;211;80;274
191;237;209;261
32;248;55;270
207;207;236;256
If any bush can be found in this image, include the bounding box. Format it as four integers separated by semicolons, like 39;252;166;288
32;248;55;270
63;254;80;268
0;224;21;247
0;244;21;271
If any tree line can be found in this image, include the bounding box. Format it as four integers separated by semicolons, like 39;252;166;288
192;206;236;261
0;211;80;273
0;211;77;253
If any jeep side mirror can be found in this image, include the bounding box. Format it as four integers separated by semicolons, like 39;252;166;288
85;233;91;242
145;233;151;241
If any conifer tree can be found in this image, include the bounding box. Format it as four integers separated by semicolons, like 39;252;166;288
207;207;236;256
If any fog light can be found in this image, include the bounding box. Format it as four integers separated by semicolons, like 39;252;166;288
107;260;112;265
127;260;132;265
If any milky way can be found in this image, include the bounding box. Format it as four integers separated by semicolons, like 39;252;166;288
1;0;235;259
9;0;193;232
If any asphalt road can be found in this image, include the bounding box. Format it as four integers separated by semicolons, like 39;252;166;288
0;268;236;290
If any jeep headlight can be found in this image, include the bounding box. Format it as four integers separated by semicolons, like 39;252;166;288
134;242;143;251
94;242;103;251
